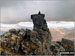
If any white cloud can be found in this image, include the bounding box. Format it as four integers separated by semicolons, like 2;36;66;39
0;21;74;31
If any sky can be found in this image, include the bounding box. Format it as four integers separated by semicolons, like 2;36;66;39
0;0;75;24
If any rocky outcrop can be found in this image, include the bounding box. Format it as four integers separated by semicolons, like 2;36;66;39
61;38;74;51
0;29;39;55
0;12;74;55
31;11;52;54
0;12;52;55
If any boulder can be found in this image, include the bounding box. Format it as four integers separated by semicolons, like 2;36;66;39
61;38;74;51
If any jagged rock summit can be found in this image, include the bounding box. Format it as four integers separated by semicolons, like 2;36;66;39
0;12;74;55
0;11;52;55
31;11;52;54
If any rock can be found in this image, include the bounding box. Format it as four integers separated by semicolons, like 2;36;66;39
21;40;38;55
23;29;31;40
0;48;4;55
1;12;71;55
31;11;52;55
9;29;17;34
3;32;12;38
61;38;74;51
50;45;56;51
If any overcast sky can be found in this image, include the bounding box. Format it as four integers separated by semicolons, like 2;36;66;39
0;0;75;24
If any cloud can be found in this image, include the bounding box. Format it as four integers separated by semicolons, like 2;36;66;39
1;21;74;29
0;0;75;24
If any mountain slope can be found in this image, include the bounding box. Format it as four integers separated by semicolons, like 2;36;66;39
63;30;75;40
50;28;65;41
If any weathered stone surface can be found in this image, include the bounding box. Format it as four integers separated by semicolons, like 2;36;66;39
31;11;52;55
9;29;17;34
31;11;49;32
0;12;74;55
61;38;74;51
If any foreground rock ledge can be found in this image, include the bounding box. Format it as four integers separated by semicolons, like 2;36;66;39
0;12;52;55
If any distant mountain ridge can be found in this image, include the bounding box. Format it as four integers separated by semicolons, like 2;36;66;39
0;22;74;38
50;27;75;41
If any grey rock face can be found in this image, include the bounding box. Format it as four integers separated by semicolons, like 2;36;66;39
1;12;74;55
31;11;49;32
31;11;52;55
61;38;74;51
9;29;17;34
